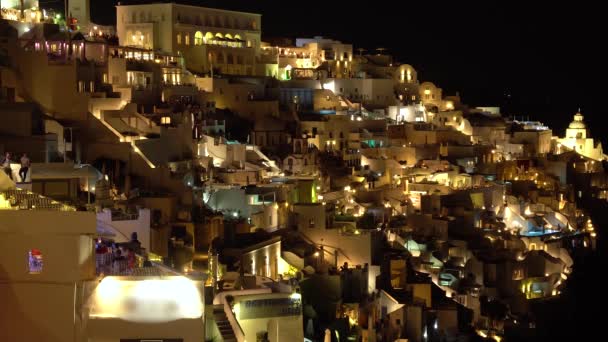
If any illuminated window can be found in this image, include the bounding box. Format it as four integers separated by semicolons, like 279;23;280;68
512;268;524;280
194;31;203;45
161;116;172;125
185;34;190;45
309;218;315;228
176;33;182;45
28;249;43;274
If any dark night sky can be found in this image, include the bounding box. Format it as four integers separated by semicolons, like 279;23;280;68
42;1;607;142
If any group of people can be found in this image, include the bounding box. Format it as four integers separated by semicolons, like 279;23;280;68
1;152;31;182
96;241;142;275
95;233;148;275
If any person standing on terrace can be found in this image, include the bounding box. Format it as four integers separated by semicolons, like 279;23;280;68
19;153;30;183
1;152;12;180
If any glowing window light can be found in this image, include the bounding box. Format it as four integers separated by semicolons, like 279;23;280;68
91;277;203;322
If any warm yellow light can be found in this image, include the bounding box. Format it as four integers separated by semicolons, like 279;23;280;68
92;277;202;322
424;89;431;95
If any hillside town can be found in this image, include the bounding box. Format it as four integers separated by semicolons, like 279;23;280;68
0;1;602;342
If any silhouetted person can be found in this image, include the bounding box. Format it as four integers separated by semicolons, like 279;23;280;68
142;254;153;267
129;231;142;255
19;153;30;183
1;152;12;180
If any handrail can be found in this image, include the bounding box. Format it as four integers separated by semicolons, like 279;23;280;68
224;301;246;342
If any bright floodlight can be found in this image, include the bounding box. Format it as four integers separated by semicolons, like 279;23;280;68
91;276;203;323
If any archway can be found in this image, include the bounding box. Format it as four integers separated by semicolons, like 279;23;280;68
194;31;203;45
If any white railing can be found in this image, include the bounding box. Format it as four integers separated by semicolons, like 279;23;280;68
224;300;246;342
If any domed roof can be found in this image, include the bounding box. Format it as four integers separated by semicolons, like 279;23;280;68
568;111;586;129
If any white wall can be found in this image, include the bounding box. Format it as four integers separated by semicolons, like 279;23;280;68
97;208;151;252
234;293;303;342
0;209;95;342
0;283;79;342
87;318;205;342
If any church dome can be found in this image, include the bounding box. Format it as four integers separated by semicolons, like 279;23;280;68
568;111;586;129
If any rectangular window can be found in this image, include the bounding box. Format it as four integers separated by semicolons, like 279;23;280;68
512;268;524;280
176;33;182;45
309;218;315;228
185;34;190;45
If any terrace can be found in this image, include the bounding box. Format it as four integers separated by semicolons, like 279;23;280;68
0;188;75;211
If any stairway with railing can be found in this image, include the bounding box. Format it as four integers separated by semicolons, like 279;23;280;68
213;305;239;342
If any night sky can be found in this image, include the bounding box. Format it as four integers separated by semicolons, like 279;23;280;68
42;1;606;141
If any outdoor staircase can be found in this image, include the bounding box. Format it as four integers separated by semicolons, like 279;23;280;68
213;306;237;342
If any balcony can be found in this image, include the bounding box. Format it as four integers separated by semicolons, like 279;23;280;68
0;189;75;211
